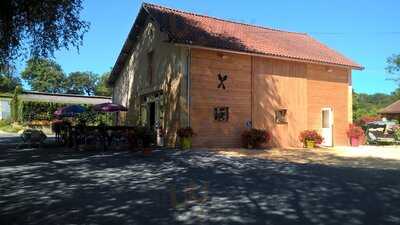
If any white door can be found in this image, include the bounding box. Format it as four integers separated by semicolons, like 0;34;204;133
321;108;333;146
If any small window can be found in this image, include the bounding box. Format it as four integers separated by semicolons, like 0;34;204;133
322;109;330;128
147;51;154;85
275;109;287;124
214;107;229;122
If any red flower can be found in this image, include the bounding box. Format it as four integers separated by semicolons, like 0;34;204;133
346;124;364;139
299;130;323;145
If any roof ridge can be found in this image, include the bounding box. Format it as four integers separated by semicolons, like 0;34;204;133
142;2;307;35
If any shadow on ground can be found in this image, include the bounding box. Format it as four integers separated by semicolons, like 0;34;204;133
1;141;400;225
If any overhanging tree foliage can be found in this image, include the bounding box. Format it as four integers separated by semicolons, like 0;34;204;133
386;54;400;83
0;71;21;93
386;54;400;74
0;0;89;71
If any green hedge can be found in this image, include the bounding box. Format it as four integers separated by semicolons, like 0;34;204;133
22;101;66;121
19;101;112;125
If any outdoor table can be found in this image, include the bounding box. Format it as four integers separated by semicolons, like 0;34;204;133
69;125;136;151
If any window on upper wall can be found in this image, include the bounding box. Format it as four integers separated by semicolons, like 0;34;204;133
214;107;229;122
147;51;154;85
275;109;287;124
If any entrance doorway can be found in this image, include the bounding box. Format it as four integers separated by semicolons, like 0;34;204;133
140;92;164;130
321;108;333;146
149;102;156;129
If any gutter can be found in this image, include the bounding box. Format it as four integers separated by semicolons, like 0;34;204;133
173;43;364;71
187;47;191;127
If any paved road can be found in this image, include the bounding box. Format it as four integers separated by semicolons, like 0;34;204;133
0;142;400;225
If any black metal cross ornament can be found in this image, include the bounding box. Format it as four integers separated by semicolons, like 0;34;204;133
217;73;228;89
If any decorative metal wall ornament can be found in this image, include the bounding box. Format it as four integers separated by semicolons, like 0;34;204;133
217;73;228;89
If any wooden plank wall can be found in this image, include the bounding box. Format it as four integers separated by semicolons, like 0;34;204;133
190;48;351;148
190;49;252;147
253;57;308;147
307;64;350;146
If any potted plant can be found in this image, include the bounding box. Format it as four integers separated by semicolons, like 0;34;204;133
299;130;323;148
129;126;155;155
346;124;364;147
241;128;270;149
177;127;195;150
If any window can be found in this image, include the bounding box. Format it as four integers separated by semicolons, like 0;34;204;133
214;107;229;122
147;51;154;85
275;109;287;124
322;109;330;128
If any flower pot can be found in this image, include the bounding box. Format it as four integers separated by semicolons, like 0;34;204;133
350;137;360;147
306;140;315;148
142;147;152;156
180;137;192;150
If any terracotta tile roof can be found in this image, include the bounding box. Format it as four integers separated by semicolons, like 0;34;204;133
143;3;363;69
380;100;400;114
109;3;362;84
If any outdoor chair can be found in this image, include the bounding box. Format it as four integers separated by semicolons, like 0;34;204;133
20;129;47;147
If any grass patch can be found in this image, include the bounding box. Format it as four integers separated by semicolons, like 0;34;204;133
0;125;22;133
0;120;23;133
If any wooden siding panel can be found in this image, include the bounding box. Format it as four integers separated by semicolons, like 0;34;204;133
307;65;350;146
189;48;351;148
253;57;308;147
190;49;252;147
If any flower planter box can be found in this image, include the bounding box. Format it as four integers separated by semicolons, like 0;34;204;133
180;137;192;150
350;137;360;147
306;140;315;148
142;147;152;156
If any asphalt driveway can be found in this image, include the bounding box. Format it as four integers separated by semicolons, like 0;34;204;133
1;139;400;225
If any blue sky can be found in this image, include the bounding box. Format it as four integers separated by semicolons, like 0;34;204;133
16;0;400;94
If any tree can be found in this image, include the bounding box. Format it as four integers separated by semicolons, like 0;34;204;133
0;0;89;71
10;85;22;122
21;57;66;93
65;71;97;95
386;54;400;81
0;72;21;93
352;90;397;122
95;71;112;96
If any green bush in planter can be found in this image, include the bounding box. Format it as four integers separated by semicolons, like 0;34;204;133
177;127;195;150
127;126;155;148
241;128;270;149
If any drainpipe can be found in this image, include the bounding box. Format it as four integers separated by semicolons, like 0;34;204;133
251;56;254;128
187;47;191;127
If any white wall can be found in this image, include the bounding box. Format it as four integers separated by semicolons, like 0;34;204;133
0;99;11;120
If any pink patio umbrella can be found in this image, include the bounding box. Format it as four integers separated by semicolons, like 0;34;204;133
93;103;127;125
92;103;127;112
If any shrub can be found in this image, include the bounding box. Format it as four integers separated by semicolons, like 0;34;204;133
127;126;155;148
177;127;195;138
299;130;323;145
241;128;270;149
355;115;381;127
0;122;23;133
394;127;400;141
346;124;365;139
0;119;11;127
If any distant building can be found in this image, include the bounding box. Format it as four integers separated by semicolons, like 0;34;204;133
0;93;12;120
379;100;400;120
0;91;111;120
